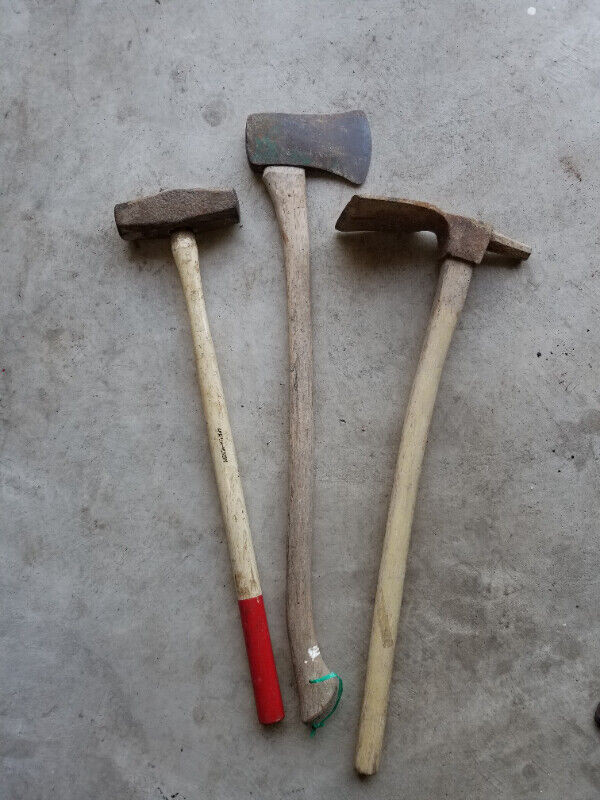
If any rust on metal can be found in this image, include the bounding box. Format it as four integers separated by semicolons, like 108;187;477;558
245;111;371;184
335;196;531;264
114;188;239;241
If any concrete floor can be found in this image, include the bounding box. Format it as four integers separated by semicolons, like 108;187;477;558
2;1;600;797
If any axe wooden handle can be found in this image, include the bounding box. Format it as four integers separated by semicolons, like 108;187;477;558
171;231;284;725
262;167;336;723
356;257;472;774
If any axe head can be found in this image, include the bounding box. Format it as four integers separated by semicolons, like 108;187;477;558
245;111;371;184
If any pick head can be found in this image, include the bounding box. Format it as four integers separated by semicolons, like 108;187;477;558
336;196;531;264
245;111;371;184
114;189;239;241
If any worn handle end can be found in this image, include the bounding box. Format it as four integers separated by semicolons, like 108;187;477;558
238;595;285;724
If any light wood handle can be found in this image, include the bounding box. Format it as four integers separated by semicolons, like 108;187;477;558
356;257;472;774
172;231;261;601
171;231;284;724
262;167;336;723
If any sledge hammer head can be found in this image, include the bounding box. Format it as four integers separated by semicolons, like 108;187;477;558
336;196;531;264
114;188;239;241
246;111;371;184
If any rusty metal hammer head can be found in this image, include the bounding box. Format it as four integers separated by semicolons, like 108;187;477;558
245;111;372;184
114;188;239;241
335;196;531;264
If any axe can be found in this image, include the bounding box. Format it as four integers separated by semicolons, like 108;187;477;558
246;112;372;723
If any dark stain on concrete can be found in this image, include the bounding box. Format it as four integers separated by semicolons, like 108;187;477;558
202;98;227;128
578;409;600;434
560;156;583;182
0;736;37;759
581;760;600;791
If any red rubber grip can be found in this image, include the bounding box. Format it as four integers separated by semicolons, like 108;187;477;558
238;595;284;724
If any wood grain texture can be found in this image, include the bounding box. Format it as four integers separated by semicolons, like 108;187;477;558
171;231;261;601
355;257;472;775
263;166;336;723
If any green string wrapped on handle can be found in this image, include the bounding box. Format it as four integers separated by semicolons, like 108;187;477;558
309;672;343;736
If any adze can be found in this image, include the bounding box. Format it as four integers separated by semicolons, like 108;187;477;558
336;196;530;773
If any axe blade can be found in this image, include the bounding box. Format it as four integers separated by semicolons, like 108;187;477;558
246;111;371;185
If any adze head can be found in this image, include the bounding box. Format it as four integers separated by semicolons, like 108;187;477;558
336;196;531;264
245;111;371;184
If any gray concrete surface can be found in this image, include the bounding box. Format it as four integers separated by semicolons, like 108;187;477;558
2;1;599;797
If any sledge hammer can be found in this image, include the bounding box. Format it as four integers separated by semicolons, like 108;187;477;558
336;196;531;774
114;189;284;725
246;112;371;724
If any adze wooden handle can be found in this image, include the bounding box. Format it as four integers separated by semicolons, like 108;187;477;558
171;231;284;725
355;257;472;774
262;167;337;723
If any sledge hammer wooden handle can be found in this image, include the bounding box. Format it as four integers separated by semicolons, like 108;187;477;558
336;196;531;773
246;112;372;723
114;189;284;724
